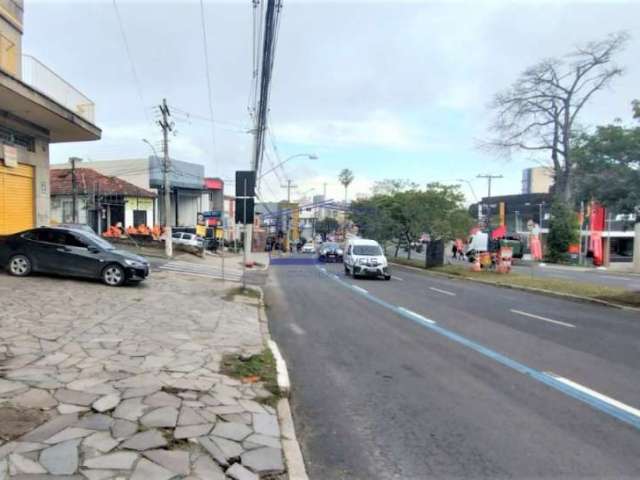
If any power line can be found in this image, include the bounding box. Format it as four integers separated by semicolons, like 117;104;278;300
198;0;217;171
112;0;152;128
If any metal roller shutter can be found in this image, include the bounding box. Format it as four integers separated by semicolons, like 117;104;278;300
0;163;34;235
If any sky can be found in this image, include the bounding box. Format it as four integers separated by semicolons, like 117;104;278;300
23;0;640;205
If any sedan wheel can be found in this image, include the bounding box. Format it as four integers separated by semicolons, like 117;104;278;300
8;255;32;277
103;264;125;286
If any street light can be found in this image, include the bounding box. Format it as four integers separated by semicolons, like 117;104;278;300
456;178;478;202
258;153;318;181
142;138;160;160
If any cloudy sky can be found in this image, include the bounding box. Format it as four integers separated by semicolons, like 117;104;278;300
24;0;640;204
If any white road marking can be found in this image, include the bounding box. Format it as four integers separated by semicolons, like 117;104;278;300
546;373;640;420
392;276;404;281
398;307;436;324
289;323;306;336
333;274;340;280
352;285;368;294
510;309;575;328
429;287;456;296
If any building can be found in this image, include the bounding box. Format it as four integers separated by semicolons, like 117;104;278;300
52;157;204;228
0;0;101;234
522;166;553;194
49;168;156;232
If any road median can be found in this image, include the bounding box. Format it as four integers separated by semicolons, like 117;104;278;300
391;259;640;311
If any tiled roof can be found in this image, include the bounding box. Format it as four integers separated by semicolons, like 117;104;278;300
50;168;156;198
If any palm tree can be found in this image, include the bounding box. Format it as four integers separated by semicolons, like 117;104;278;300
338;168;354;205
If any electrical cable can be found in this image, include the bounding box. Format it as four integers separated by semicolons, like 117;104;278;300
198;0;217;172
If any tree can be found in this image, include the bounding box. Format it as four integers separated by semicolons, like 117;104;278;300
487;32;628;202
350;182;474;259
338;169;354;204
633;99;640;120
371;179;418;196
573;118;640;212
546;201;579;263
315;217;339;239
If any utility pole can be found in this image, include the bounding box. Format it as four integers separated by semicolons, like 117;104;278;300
159;98;173;258
281;179;298;203
477;174;503;230
69;156;82;223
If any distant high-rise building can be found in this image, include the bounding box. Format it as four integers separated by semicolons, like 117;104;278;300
522;167;553;194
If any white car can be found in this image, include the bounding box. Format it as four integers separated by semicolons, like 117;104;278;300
344;238;391;280
301;242;316;254
172;232;204;248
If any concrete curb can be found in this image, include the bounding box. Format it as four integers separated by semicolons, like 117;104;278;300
254;285;309;480
390;262;640;313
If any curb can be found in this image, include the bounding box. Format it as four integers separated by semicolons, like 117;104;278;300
255;285;309;480
390;262;640;313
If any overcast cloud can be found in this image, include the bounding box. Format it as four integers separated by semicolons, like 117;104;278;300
24;0;640;203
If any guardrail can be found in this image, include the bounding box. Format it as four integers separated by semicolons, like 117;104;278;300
21;55;95;123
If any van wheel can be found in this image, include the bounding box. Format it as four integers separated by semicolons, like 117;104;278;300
8;254;32;277
384;275;391;281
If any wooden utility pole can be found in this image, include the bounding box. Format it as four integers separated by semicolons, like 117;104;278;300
281;179;297;203
69;156;82;223
159;98;173;258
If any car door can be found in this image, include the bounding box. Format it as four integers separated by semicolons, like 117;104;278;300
25;229;72;274
172;232;183;245
57;231;104;278
346;244;353;269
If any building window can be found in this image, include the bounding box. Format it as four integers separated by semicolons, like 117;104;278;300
133;210;147;227
0;125;36;152
0;33;17;76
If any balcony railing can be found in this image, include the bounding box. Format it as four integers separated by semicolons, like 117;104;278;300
21;55;95;123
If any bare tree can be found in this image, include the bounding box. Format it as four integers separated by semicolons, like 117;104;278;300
487;32;629;202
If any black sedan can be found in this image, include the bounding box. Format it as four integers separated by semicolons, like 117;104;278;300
0;227;149;286
318;242;344;263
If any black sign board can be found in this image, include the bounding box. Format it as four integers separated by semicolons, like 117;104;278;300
235;171;256;197
235;197;255;224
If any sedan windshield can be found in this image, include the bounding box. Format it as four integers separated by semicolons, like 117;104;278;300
353;245;382;256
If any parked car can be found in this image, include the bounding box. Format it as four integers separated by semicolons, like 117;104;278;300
318;242;343;262
0;227;149;286
55;223;95;233
343;238;391;280
172;232;204;248
301;242;316;254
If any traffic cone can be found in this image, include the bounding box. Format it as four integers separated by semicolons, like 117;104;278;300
471;255;481;272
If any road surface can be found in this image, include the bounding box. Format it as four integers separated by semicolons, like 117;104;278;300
264;254;640;480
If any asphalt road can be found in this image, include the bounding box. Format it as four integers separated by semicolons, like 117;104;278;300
263;254;640;480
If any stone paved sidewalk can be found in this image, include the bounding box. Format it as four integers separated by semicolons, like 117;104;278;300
0;270;285;479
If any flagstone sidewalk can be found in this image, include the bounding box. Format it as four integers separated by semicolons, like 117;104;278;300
0;270;285;479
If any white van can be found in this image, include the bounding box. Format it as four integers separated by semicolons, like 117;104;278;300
344;238;391;280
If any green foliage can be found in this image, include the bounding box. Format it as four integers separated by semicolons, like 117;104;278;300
371;179;418;196
315;217;339;238
349;182;474;248
633;99;640;120
546;201;579;263
572;120;640;212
